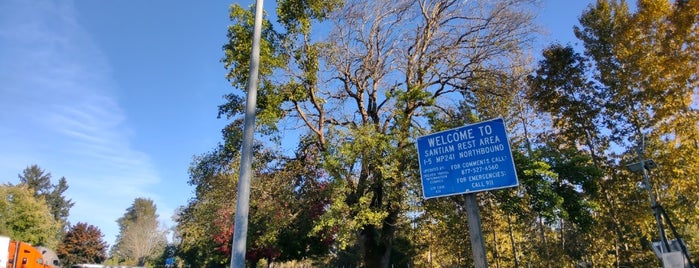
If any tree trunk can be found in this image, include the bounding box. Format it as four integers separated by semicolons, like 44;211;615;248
361;224;385;268
381;239;392;268
360;209;399;268
489;199;501;268
492;219;500;268
507;214;520;268
539;216;549;268
559;219;565;258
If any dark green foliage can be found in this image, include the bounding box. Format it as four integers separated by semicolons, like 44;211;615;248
17;165;75;229
18;165;52;194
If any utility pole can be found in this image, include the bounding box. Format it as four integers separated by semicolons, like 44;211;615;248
230;0;264;267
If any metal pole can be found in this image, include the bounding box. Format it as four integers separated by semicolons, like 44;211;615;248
465;193;488;268
230;0;264;267
636;147;669;254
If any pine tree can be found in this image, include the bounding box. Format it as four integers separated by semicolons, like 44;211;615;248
17;165;75;230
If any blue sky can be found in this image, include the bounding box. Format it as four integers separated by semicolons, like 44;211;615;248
0;0;603;247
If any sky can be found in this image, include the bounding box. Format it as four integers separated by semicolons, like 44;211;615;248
0;0;605;247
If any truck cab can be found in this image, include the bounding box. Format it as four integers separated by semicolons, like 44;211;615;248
1;236;57;268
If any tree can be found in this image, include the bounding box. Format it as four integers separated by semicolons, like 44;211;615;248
176;166;238;267
527;44;607;162
17;165;75;230
18;165;52;194
175;115;248;267
57;222;108;267
245;140;334;266
171;0;698;266
222;0;537;266
175;124;334;267
523;0;699;265
574;1;699;265
112;198;167;266
576;0;699;146
46;177;73;227
0;184;61;249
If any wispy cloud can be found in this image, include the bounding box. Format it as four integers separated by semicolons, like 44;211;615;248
0;0;163;245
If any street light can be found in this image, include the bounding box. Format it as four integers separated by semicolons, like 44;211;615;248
626;147;670;258
625;135;695;267
625;159;656;173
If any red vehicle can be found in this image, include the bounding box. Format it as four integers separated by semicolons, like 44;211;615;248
1;236;60;268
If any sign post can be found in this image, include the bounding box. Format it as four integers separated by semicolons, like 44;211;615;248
416;118;519;268
465;193;487;267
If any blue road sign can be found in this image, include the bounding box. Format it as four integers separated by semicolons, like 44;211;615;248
416;118;519;199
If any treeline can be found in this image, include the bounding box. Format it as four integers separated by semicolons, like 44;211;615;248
1;165;170;267
175;0;698;267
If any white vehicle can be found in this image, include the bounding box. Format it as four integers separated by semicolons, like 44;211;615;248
1;236;8;268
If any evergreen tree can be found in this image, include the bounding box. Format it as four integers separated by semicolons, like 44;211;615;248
17;165;75;230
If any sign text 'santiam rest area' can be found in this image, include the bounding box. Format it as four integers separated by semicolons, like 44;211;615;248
416;118;518;199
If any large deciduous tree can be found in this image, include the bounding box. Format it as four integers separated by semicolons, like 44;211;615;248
221;0;537;266
527;0;699;266
57;222;108;267
576;0;699;265
112;198;167;266
576;0;699;146
0;184;61;249
176;116;333;267
174;0;698;266
176;153;239;267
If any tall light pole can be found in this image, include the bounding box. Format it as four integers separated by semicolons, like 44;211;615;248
626;141;669;255
230;0;264;267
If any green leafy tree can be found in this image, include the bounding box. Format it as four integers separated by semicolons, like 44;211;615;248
174;3;342;265
527;44;607;162
57;222;108;267
245;140;334;266
175;114;247;267
524;0;699;265
0;184;60;248
176;168;237;267
46;177;72;226
176;123;333;267
112;198;167;266
576;0;698;266
221;0;537;266
576;0;699;145
527;44;617;265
